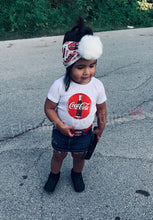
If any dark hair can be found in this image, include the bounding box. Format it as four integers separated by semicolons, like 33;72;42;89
64;65;73;91
63;17;93;44
63;17;93;91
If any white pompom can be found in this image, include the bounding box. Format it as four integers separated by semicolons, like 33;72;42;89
78;35;103;60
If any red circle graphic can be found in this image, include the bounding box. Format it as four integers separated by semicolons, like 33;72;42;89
67;93;91;119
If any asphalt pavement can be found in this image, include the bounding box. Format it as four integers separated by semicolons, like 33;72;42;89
0;27;153;220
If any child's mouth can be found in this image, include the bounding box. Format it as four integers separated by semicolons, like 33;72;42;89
82;77;89;80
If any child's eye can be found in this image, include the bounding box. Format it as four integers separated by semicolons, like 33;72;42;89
90;65;95;68
77;66;84;70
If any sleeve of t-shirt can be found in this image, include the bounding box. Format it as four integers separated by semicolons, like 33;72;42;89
96;80;107;104
47;78;63;103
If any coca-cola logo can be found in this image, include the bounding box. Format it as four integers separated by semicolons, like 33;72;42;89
69;102;90;110
68;42;78;50
67;93;91;119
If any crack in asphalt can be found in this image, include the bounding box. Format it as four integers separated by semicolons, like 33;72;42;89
123;76;153;91
136;97;153;108
0;118;47;143
95;152;153;164
97;61;140;78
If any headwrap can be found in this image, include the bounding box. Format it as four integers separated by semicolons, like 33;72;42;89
62;35;103;68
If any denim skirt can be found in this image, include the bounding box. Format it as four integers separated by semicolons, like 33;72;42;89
51;128;92;153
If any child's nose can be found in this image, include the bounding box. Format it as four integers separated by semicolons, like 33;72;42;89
83;68;90;75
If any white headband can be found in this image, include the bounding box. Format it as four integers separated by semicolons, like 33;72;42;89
62;35;103;67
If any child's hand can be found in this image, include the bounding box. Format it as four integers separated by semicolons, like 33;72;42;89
92;128;102;142
58;124;76;137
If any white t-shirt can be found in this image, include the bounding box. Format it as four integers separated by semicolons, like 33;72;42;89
47;76;107;129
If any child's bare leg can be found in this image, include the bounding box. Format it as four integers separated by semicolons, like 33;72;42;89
51;150;68;174
44;150;67;192
71;152;85;192
71;152;85;172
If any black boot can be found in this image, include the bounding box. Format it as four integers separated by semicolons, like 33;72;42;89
44;172;60;192
71;169;85;192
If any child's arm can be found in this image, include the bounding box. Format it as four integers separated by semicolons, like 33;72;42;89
44;98;75;137
94;102;107;142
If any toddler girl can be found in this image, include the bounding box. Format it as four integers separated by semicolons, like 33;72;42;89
44;17;107;193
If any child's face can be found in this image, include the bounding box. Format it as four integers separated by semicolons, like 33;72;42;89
70;59;97;85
